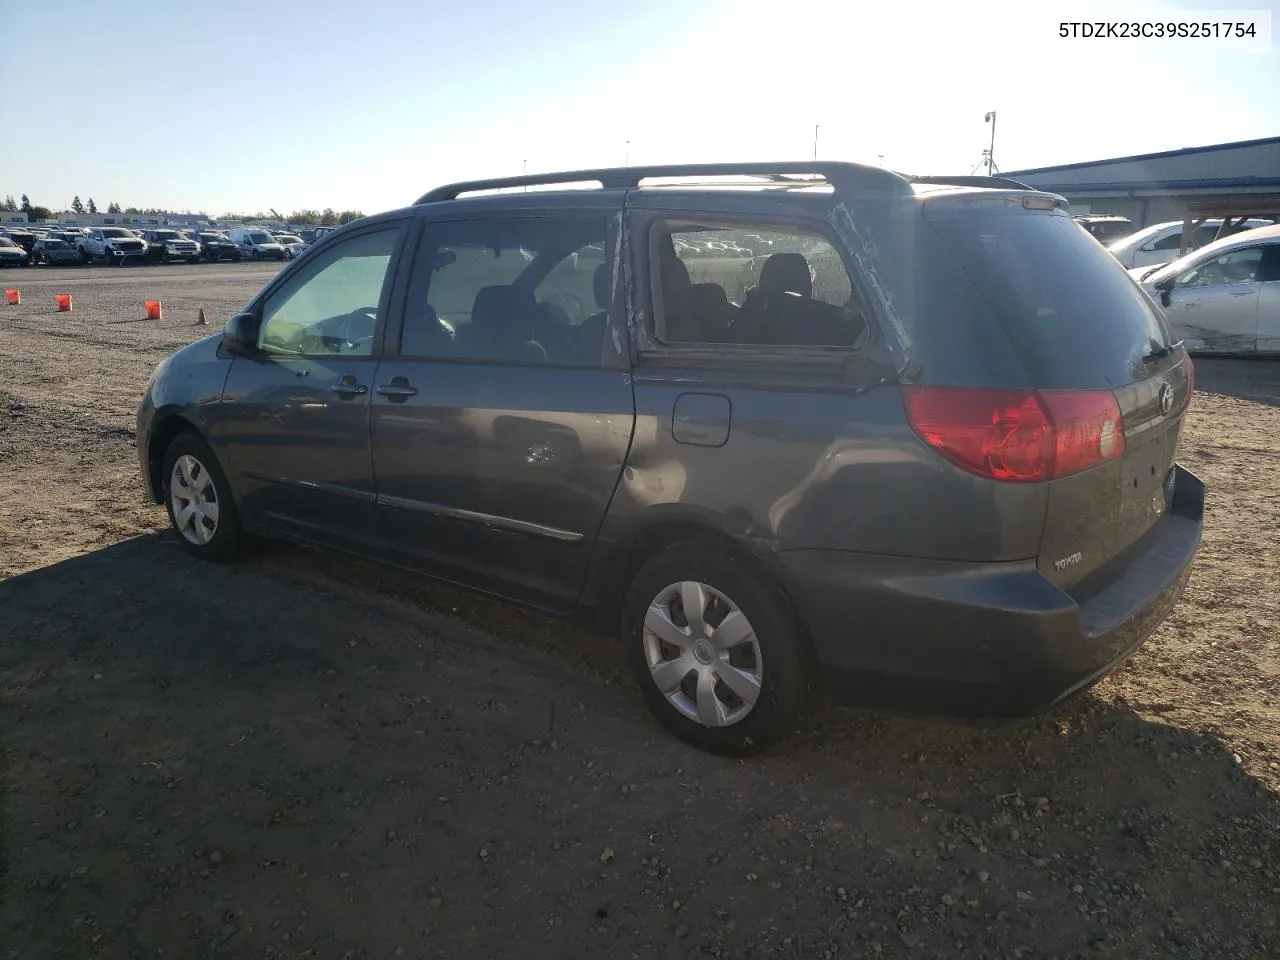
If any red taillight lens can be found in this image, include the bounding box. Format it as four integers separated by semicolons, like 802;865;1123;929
902;386;1125;483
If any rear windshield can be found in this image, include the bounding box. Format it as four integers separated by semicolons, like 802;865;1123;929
927;210;1172;388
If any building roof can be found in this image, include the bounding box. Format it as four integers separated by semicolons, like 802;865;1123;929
1005;135;1280;177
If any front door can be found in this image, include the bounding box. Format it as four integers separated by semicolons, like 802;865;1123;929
216;222;408;555
1162;244;1265;353
370;209;635;611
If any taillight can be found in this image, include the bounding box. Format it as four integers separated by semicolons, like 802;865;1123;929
901;386;1125;483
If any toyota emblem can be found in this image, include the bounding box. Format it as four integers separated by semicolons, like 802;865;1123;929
1158;381;1174;415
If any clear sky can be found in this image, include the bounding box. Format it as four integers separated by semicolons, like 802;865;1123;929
3;0;1277;216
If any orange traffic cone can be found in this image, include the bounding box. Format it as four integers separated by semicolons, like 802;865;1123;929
4;289;19;305
195;308;207;326
144;300;162;320
56;294;73;312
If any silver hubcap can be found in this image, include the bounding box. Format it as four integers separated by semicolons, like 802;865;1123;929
169;454;219;546
642;580;763;728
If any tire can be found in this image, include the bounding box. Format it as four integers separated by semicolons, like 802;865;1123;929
78;247;90;264
160;432;242;562
622;541;811;756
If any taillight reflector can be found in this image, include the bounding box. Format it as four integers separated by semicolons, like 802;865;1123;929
901;386;1126;483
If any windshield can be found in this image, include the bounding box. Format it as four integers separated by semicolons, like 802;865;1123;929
0;238;16;248
43;240;69;249
102;228;132;238
928;209;1172;387
153;231;180;240
1143;239;1248;287
199;233;224;241
248;232;273;244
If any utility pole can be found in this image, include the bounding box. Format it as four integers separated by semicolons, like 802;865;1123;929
523;159;528;192
625;141;630;167
813;125;819;161
984;111;997;175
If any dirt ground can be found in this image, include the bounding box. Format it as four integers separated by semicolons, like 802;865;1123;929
2;263;1278;960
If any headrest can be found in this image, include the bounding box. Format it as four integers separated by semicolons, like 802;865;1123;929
759;252;812;298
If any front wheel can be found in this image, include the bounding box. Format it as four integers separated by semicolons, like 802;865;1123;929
622;542;812;755
161;433;242;561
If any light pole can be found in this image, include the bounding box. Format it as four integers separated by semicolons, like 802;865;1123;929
523;159;528;192
625;141;630;167
812;125;819;161
984;111;997;175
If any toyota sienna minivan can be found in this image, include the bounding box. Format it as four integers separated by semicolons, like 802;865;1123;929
136;162;1204;754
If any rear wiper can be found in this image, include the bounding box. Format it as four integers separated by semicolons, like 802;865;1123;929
1142;346;1171;364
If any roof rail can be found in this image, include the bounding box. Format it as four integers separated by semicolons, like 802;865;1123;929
415;161;911;204
908;175;1036;191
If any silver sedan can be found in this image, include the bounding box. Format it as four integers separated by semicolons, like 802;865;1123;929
1130;223;1280;355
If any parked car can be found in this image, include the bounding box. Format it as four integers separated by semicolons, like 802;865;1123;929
1130;223;1280;355
31;237;80;265
141;229;202;263
194;231;242;262
78;227;147;265
227;227;286;261
1108;218;1274;269
0;236;30;266
136;162;1204;755
1073;214;1134;244
1;228;37;255
273;234;306;259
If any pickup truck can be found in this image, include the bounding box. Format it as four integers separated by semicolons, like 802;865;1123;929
140;229;201;263
78;227;148;265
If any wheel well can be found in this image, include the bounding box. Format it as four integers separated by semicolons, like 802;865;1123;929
147;415;199;502
597;520;795;632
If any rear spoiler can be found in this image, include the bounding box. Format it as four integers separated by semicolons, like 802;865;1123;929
909;175;1036;191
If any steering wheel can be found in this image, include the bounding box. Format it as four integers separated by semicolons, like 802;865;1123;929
338;307;378;352
524;340;548;362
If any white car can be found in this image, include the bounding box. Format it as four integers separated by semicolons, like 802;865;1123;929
1108;218;1273;269
1131;224;1280;355
273;234;307;259
227;227;287;261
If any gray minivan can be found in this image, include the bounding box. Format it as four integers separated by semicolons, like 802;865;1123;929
136;162;1204;754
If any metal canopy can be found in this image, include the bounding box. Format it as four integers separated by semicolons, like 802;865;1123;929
1176;193;1280;253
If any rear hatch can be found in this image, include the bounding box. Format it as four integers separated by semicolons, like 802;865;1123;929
922;200;1192;590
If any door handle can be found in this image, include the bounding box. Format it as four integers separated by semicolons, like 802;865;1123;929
376;378;418;399
330;378;368;397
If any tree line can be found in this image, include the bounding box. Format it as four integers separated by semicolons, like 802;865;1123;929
2;194;363;226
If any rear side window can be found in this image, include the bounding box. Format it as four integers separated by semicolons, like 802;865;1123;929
927;210;1172;387
652;221;868;348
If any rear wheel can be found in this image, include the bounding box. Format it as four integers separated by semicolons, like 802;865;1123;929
622;542;811;755
161;433;241;561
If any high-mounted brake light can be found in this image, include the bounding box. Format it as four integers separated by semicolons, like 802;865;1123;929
1021;195;1057;210
901;386;1126;483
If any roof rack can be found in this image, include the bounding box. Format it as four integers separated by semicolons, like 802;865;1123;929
415;161;911;204
908;175;1036;191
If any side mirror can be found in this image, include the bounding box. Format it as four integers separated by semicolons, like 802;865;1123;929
221;312;260;356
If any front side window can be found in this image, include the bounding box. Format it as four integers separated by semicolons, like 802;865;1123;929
651;221;866;347
1151;232;1183;252
257;226;401;357
1176;247;1265;288
402;216;611;367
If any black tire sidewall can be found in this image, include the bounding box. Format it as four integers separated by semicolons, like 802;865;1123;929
160;433;241;561
622;542;811;756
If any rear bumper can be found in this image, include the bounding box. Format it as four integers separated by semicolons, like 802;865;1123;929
780;465;1205;719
